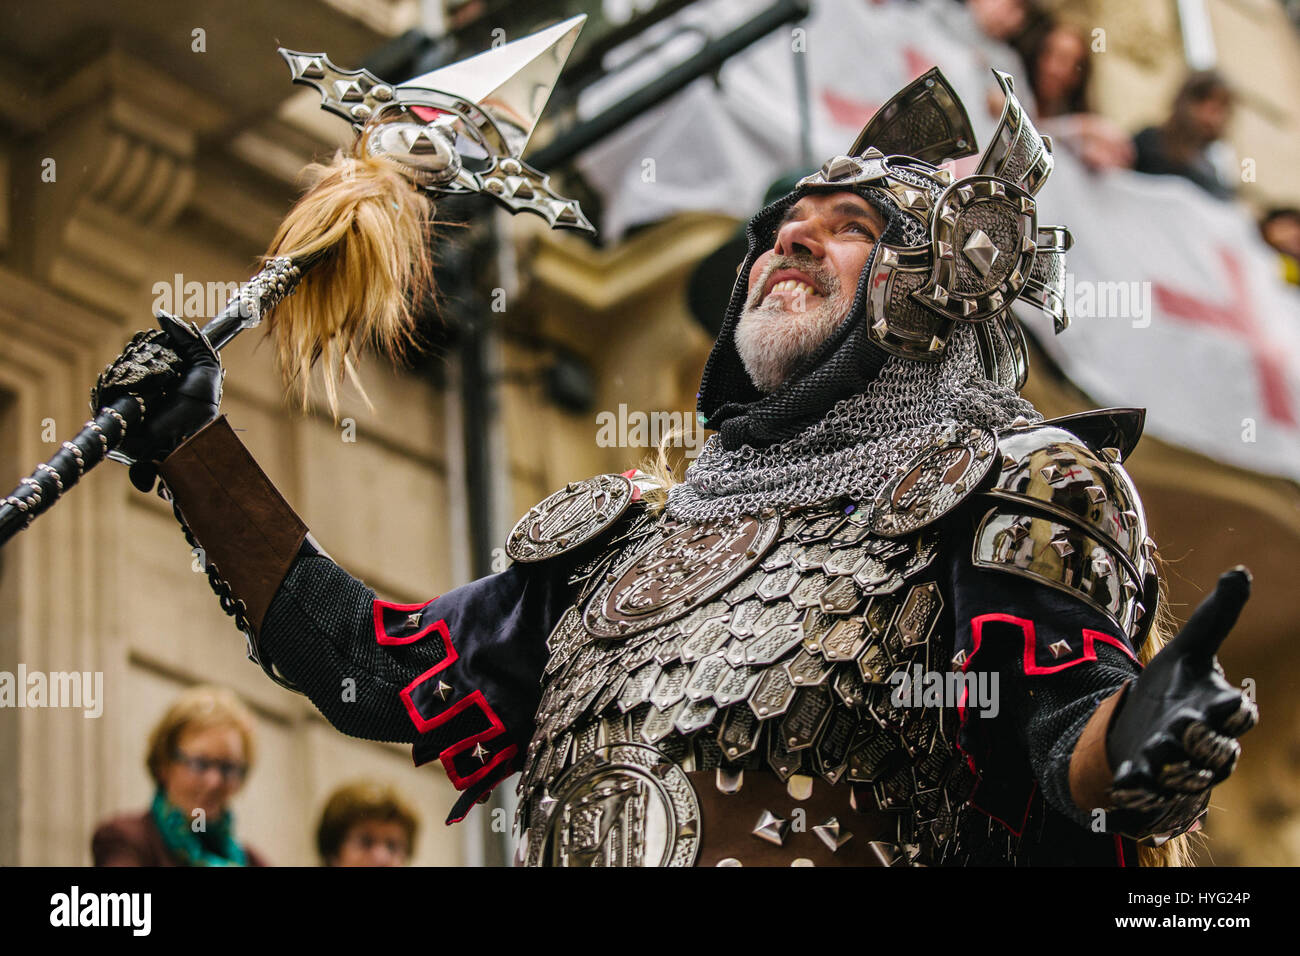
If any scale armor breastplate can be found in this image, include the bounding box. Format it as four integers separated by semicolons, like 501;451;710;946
507;412;1151;867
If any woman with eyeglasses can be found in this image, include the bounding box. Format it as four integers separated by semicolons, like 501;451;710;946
92;685;268;866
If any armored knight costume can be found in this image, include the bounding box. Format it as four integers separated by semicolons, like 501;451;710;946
102;69;1257;866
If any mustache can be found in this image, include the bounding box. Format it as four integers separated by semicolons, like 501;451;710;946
745;255;841;310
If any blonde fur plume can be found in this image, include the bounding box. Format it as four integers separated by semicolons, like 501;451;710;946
639;436;1196;866
261;134;436;417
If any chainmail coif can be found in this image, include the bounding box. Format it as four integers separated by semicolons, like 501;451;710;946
667;324;1041;523
672;157;1042;523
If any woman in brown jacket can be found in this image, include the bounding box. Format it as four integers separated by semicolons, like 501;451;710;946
92;685;268;866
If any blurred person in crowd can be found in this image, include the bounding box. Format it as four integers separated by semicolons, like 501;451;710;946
1022;19;1088;118
922;0;1036;107
1020;17;1134;171
1260;207;1300;286
316;781;419;866
1133;70;1237;200
936;0;1047;120
92;685;267;866
965;0;1030;44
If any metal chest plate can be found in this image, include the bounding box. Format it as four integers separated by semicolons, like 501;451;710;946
582;513;781;639
520;501;985;867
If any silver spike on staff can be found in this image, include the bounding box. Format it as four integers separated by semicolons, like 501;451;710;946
0;15;592;548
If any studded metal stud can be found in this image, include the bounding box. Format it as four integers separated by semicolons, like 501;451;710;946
716;768;744;794
787;774;814;801
961;228;999;275
813;817;854;852
752;810;790;846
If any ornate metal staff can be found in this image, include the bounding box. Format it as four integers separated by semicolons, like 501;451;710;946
0;15;593;547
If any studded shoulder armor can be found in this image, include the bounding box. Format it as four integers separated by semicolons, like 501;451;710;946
972;408;1159;648
505;471;660;563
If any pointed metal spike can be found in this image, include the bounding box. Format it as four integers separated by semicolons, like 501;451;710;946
333;78;364;102
813;817;854;852
298;55;326;79
1048;640;1072;659
1049;537;1074;558
962;228;999;275
752;810;790;846
824;155;860;180
400;14;586;158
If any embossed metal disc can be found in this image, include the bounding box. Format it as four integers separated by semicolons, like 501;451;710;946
870;426;997;537
535;743;700;867
582;513;780;639
506;473;634;563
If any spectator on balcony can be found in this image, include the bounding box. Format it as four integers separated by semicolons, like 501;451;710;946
1133;70;1237;200
1019;17;1134;171
1260;207;1300;286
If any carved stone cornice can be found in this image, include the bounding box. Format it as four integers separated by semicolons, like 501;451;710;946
5;47;231;317
525;211;739;314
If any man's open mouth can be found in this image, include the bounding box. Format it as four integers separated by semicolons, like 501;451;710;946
763;268;824;300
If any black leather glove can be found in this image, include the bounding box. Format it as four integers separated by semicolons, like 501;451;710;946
114;312;224;493
1104;567;1259;840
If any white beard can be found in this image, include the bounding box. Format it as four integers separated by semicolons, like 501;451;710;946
734;264;851;393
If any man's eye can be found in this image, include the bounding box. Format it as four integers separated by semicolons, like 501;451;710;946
845;222;876;239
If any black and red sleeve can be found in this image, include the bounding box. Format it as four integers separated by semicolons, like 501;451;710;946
940;526;1142;840
258;544;577;823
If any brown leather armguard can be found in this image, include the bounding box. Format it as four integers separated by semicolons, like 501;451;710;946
1069;684;1127;815
157;415;308;633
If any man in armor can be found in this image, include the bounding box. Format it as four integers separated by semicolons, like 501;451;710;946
105;69;1257;866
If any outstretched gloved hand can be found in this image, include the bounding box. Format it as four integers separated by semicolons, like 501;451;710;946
1104;567;1259;840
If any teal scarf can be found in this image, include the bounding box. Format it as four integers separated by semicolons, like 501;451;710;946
150;789;249;867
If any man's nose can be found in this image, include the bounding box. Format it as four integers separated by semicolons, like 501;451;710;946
774;217;825;260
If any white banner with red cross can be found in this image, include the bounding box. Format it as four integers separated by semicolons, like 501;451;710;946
575;0;1300;481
